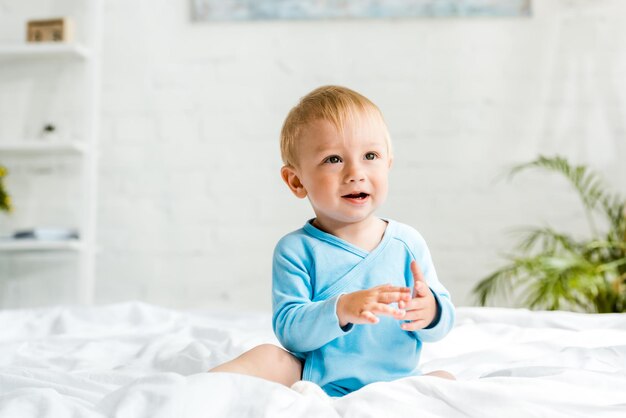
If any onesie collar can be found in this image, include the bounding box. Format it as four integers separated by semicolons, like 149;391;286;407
303;218;395;258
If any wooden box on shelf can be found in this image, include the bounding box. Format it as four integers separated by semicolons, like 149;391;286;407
26;17;74;42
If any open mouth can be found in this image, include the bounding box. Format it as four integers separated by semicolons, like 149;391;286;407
342;192;370;200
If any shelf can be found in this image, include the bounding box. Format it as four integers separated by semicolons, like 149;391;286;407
0;239;83;252
0;2;102;307
0;43;91;61
0;141;87;155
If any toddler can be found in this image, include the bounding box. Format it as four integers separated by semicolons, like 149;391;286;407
210;85;455;397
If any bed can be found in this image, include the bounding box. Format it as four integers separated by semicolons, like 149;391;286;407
0;301;624;417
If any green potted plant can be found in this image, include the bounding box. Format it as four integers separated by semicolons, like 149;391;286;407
473;155;626;313
0;164;12;213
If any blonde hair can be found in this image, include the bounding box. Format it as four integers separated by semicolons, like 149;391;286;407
280;85;392;168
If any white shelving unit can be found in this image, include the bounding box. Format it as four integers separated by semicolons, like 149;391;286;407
0;142;87;155
0;43;91;60
0;240;83;252
0;1;102;305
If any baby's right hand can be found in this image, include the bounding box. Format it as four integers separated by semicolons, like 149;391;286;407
336;284;411;327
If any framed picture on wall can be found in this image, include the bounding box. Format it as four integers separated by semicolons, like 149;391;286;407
191;0;532;22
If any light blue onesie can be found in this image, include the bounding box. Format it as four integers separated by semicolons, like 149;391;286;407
272;219;455;397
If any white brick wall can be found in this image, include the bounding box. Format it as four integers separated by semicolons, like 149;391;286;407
2;0;625;310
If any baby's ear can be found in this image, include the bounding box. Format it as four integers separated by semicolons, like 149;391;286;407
281;166;307;198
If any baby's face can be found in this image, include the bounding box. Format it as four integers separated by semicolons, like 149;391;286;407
294;115;392;232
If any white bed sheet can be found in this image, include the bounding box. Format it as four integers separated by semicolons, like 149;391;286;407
0;302;624;417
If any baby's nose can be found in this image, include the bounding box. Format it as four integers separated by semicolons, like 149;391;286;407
344;164;365;183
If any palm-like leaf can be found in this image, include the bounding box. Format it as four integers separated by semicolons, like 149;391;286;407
509;155;609;213
514;226;580;254
0;165;11;213
474;155;626;313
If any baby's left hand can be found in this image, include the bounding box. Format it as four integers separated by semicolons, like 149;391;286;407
397;260;437;331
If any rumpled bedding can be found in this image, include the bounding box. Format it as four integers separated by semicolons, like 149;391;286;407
0;302;624;417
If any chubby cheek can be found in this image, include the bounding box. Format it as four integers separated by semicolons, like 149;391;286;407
372;172;389;197
376;184;389;202
302;176;333;201
305;171;334;189
313;181;336;201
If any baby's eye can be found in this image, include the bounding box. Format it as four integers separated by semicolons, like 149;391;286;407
324;155;342;164
364;152;378;160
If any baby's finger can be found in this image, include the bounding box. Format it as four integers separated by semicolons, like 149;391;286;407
373;283;393;290
410;261;425;284
400;319;428;331
414;281;430;298
401;309;426;322
376;284;410;293
371;303;405;318
392;309;407;319
410;261;430;297
360;310;379;324
377;288;411;304
401;297;427;311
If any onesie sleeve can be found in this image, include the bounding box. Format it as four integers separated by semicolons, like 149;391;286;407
408;230;456;343
271;235;353;355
